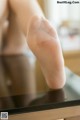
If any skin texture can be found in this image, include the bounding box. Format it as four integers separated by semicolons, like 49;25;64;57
27;16;66;89
0;0;66;89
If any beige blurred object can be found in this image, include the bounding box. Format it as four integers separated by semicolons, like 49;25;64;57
59;20;70;28
63;50;80;76
38;0;45;13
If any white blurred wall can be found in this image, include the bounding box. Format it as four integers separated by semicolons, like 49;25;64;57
44;0;80;23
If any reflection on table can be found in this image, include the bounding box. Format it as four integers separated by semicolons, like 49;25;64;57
0;54;80;111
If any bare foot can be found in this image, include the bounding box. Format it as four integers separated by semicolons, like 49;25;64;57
27;16;66;89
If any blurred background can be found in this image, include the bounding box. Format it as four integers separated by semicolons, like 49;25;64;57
38;0;80;76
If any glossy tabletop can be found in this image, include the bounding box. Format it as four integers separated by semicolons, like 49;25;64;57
0;54;80;116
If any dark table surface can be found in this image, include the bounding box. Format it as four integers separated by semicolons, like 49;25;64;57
0;54;80;115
